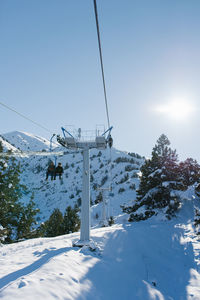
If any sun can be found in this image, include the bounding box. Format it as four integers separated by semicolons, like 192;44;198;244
155;99;195;121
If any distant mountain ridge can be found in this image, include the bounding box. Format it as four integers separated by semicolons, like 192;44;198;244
0;135;19;152
2;131;56;151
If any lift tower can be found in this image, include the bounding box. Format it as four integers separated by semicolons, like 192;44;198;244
57;127;112;246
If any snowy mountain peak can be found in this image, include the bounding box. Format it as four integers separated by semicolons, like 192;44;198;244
2;131;55;152
0;135;19;152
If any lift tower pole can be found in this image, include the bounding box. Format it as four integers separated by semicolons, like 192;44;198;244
81;145;90;242
57;127;112;247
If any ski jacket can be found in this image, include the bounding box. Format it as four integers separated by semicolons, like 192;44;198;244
55;166;63;174
47;165;55;173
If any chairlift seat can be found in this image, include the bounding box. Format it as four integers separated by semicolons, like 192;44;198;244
65;137;77;149
96;136;106;149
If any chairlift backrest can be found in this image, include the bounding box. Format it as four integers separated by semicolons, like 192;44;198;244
65;137;77;149
96;136;106;149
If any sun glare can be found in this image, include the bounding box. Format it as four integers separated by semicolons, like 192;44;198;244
155;99;195;121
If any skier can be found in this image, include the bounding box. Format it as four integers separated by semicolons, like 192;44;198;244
46;161;55;181
54;162;64;180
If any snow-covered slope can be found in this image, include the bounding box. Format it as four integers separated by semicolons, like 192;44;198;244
19;147;143;224
0;135;19;152
1;131;144;224
0;201;200;300
2;131;56;151
1;131;200;299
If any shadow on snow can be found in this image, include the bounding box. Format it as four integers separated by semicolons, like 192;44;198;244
0;246;73;291
77;221;197;300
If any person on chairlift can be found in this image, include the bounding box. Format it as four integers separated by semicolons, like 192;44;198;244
54;162;63;180
108;135;113;148
46;161;55;181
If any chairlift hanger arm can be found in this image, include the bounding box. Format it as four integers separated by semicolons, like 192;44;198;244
61;127;74;138
102;126;113;137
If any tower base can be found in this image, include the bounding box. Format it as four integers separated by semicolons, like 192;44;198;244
73;239;96;249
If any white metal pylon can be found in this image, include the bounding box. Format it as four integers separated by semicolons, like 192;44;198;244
57;126;112;247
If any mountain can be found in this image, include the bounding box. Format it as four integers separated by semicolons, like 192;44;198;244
0;135;19;152
2;131;57;152
0;131;144;225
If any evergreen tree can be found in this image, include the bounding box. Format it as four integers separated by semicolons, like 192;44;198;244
63;205;80;234
38;205;80;238
108;216;114;226
95;192;103;204
0;142;39;242
0;224;8;243
124;134;183;221
44;208;64;237
17;196;39;240
194;208;200;234
179;158;200;187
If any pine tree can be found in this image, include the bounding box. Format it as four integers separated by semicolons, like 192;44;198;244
0;142;39;242
179;158;200;187
194;208;200;234
63;205;80;234
17;195;39;240
95;192;103;204
0;224;8;243
108;216;114;226
45;208;64;237
124;134;183;221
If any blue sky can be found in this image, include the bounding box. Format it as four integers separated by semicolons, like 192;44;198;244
0;0;200;161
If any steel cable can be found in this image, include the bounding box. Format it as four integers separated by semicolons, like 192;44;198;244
93;0;111;129
0;101;53;134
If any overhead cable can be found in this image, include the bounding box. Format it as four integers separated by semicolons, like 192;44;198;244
0;101;53;134
93;0;111;129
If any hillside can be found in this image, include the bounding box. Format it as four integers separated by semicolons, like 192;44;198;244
0;199;200;300
0;135;19;152
0;131;144;225
2;131;56;151
1;131;200;299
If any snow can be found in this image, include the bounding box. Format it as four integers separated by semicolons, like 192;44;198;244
0;136;18;152
2;131;57;152
1;131;143;224
1;203;200;299
1;131;200;299
162;181;177;187
149;169;162;178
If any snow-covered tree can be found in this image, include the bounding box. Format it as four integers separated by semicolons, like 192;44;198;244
124;134;183;221
194;208;200;235
0;224;8;244
0;142;39;242
179;158;200;187
95;192;103;204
